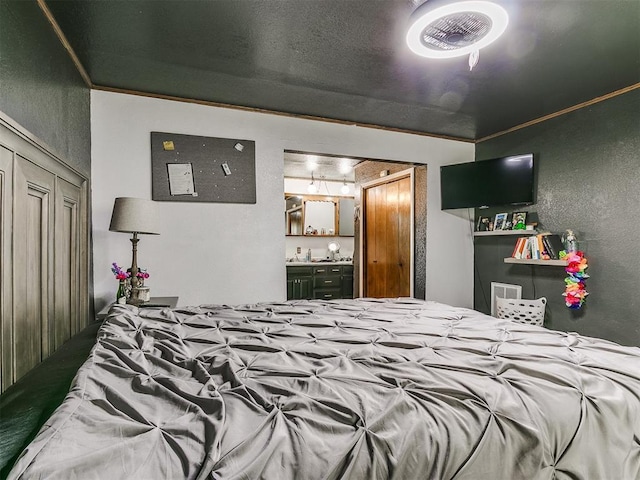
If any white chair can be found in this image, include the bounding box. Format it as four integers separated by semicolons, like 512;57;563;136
496;297;547;326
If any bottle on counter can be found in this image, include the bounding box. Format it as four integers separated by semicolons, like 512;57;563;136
306;249;312;262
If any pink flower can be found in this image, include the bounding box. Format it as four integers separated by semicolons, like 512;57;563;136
111;262;130;279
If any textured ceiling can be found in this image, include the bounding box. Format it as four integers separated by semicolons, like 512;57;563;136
44;0;639;141
283;151;362;182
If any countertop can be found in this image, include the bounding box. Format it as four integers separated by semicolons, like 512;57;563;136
286;260;353;266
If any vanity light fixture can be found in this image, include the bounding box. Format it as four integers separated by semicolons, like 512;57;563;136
307;172;318;193
341;178;351;195
406;0;508;60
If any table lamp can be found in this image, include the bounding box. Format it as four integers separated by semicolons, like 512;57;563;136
327;241;340;261
109;197;160;303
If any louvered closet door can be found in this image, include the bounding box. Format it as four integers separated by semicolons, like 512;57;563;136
0;118;89;392
0;146;14;391
54;178;82;351
14;156;55;382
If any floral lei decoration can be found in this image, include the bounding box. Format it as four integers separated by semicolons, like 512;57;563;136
559;251;588;309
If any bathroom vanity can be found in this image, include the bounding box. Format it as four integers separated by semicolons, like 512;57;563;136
286;262;354;300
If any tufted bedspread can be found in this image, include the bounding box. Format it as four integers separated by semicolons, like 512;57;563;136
8;298;640;479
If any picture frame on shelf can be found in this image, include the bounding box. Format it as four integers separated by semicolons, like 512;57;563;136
511;211;527;230
494;212;508;230
476;216;491;231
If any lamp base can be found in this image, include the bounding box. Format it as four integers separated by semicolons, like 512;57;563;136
127;286;151;305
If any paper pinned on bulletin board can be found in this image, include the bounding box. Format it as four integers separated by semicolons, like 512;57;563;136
151;132;256;203
167;163;196;196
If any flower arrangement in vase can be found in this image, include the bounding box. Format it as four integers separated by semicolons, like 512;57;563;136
135;269;150;286
112;263;151;304
111;263;130;303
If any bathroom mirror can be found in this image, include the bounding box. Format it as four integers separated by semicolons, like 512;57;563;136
285;195;304;235
285;193;354;236
304;199;336;235
338;198;355;236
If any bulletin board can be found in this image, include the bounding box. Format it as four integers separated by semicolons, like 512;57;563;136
150;131;256;204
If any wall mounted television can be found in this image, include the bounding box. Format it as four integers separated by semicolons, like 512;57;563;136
440;154;535;210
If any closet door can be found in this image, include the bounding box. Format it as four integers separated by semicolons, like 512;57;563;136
365;182;385;296
0;118;89;392
54;178;82;351
0;146;14;391
13;156;55;382
364;175;412;298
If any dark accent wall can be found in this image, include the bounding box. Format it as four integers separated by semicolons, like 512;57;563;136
475;89;640;346
354;161;427;299
0;0;90;176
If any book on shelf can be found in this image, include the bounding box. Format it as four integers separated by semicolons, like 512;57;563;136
536;233;550;260
511;235;541;260
531;236;540;259
541;234;564;260
512;232;566;261
520;237;534;259
523;236;533;259
512;237;527;259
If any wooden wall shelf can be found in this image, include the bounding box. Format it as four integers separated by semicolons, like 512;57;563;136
474;230;537;237
504;258;566;266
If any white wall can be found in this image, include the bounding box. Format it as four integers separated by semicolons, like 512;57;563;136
92;90;475;310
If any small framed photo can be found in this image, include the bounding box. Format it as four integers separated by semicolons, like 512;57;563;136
494;212;508;230
476;216;490;232
511;211;527;230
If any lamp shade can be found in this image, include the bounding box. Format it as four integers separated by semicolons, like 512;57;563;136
109;197;161;235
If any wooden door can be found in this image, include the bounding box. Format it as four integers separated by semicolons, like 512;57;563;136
14;156;55;382
364;175;412;297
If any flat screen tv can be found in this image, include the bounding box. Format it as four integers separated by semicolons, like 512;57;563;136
440;154;535;210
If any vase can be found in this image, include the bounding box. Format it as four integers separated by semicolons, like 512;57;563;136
129;286;150;305
116;281;127;304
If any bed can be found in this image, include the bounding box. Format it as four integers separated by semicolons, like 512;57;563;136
7;298;640;479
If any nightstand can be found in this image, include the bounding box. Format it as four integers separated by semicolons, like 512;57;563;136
96;296;179;321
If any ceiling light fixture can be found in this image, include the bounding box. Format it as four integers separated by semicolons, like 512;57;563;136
339;160;352;175
406;0;508;60
306;156;318;172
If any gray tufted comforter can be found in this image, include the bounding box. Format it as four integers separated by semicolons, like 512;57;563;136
8;298;640;479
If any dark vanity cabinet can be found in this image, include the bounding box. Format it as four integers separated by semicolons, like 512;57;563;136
341;266;354;298
312;265;343;300
287;264;354;300
286;266;313;300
